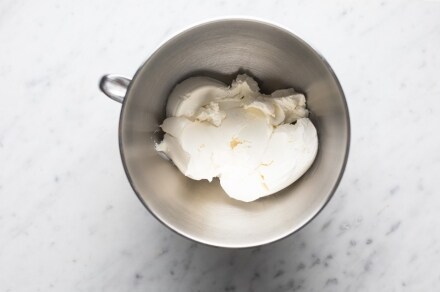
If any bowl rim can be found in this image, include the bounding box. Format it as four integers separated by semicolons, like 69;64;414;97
117;17;351;249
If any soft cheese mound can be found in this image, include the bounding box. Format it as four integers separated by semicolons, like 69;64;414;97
155;74;318;202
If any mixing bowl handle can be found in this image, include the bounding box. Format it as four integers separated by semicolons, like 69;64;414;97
99;74;131;103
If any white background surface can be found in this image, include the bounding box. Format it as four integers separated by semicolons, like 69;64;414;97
1;0;440;291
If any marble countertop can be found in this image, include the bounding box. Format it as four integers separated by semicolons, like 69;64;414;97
1;0;440;291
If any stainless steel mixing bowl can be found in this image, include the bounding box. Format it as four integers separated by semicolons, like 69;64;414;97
99;18;350;248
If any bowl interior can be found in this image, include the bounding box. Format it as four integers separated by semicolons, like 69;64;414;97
119;19;349;248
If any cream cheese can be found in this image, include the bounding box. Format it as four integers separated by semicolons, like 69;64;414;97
156;74;318;202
